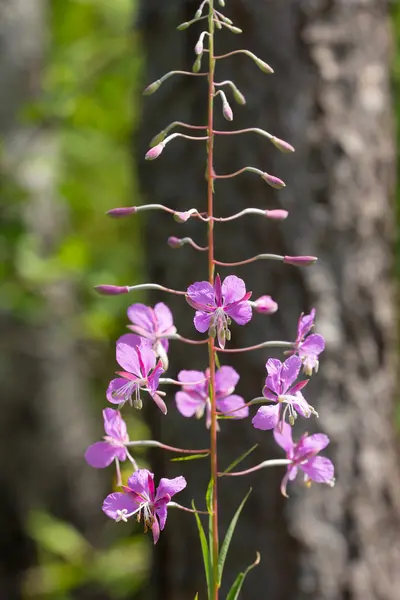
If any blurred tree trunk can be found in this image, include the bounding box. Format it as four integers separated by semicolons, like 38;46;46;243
0;1;104;597
137;1;400;599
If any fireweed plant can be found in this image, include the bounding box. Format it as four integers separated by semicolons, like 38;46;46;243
91;1;335;598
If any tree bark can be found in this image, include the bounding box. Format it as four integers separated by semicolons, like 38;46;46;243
136;1;400;599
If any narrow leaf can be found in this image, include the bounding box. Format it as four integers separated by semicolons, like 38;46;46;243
214;352;221;369
226;553;261;600
171;453;209;462
218;488;252;585
194;594;199;600
223;444;258;474
192;500;212;600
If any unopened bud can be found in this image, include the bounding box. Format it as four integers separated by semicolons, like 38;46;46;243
94;285;129;296
106;206;137;218
222;99;233;121
150;130;166;147
177;21;190;31
254;58;274;74
195;33;205;55
218;0;225;6
143;79;162;95
271;136;295;153
174;211;192;223
283;255;318;267
208;325;217;338
265;209;288;220
195;9;202;19
232;86;246;105
261;172;286;189
215;19;222;30
193;55;202;73
168;236;183;248
227;25;242;34
253;295;278;315
225;328;231;341
145;142;165;160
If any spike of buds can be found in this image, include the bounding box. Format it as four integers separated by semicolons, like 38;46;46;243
265;209;289;220
94;285;129;296
106;206;137;218
143;79;162;96
145;143;165;160
261;173;286;189
253;295;279;315
270;136;295;153
283;256;318;266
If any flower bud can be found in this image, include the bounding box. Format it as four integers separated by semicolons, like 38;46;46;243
195;8;202;18
254;58;274;74
106;206;137;218
94;285;129;296
265;209;288;220
192;55;202;73
261;172;286;189
222;99;233;121
270;136;295;153
143;79;162;95
145;143;165;160
228;25;242;34
232;86;246;105
218;0;225;6
177;21;190;31
174;211;192;223
195;40;203;55
168;236;183;248
283;255;318;266
253;295;278;315
150;130;167;147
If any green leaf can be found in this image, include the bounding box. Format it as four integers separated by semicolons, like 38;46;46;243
170;453;209;462
193;594;199;600
218;488;252;585
226;553;261;600
214;352;221;369
205;478;214;589
192;500;212;600
223;444;258;474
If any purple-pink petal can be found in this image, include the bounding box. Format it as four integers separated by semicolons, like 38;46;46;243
155;475;187;503
225;301;252;326
127;468;153;501
299;433;330;455
186;281;216;310
155;501;168;531
273;421;294;453
102;492;138;520
85;441;121;468
297;309;316;340
152;393;167;415
252;405;280;430
280;355;302;391
194;311;213;333
103;408;127;441
154;302;174;333
301;456;334;484
215;366;239;397
106;377;135;404
221;275;246;305
151;514;161;544
116;339;142;377
127;304;154;333
217;394;248;419
147;360;164;395
175;391;204;417
137;343;157;376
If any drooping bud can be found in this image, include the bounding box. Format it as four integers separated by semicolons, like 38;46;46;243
145;143;165;160
265;209;288;220
150;130;167;147
218;0;225;6
225;24;242;34
261;172;286;189
219;92;233;121
192;55;202;73
94;285;129;296
168;236;184;248
283;255;318;266
143;80;162;95
253;295;278;315
174;210;195;223
106;206;137;218
195;32;206;55
232;85;246;105
177;21;190;31
254;58;274;74
194;8;202;19
270;136;295;153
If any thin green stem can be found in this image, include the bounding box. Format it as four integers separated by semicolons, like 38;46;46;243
207;3;219;599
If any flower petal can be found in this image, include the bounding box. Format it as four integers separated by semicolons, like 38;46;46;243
137;343;157;377
222;275;246;304
154;302;175;333
127;303;154;333
106;378;135;405
186;281;215;310
147;361;164;395
273;421;294;453
300;433;330;455
155;501;168;531
225;301;252;326
102;492;138;520
127;468;153;501
280;355;302;392
116;340;141;377
151;514;161;544
217;394;249;419
299;333;325;356
301;456;334;484
175;391;205;417
103;408;127;441
215;366;239;397
152;392;168;415
252;405;280;430
297;309;316;340
194;311;213;333
85;442;119;468
155;476;187;503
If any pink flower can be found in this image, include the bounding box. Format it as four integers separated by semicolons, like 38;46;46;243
175;366;248;427
103;469;186;543
85;408;128;468
274;422;335;496
186;274;252;348
252;356;316;431
252;295;278;315
293;309;325;375
107;334;166;414
127;302;176;369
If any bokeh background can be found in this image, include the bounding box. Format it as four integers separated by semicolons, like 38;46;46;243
1;1;400;599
